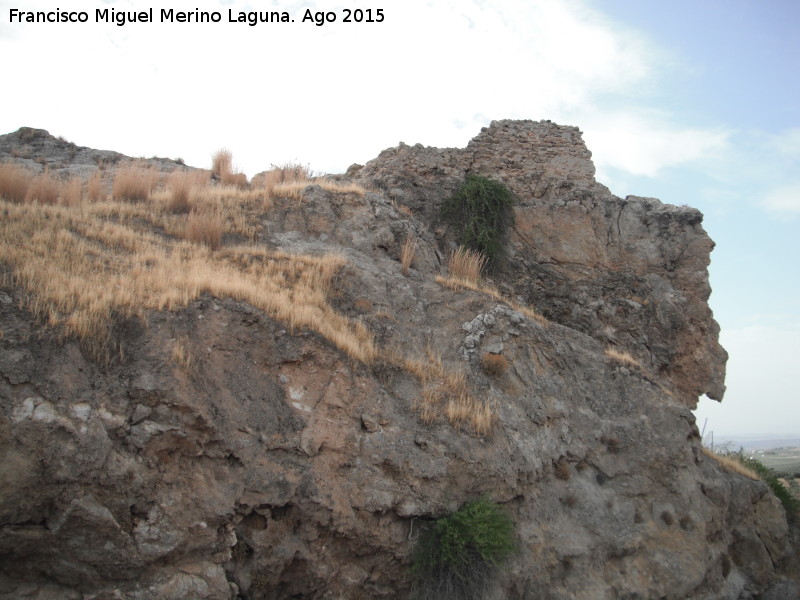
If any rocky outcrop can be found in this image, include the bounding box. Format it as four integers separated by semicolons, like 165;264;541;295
356;120;727;404
0;127;186;178
0;122;795;599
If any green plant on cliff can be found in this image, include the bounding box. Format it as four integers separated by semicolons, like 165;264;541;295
738;454;800;520
411;497;516;600
716;449;800;521
441;174;514;267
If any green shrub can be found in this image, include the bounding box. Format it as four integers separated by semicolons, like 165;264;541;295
737;454;800;520
411;497;516;600
718;449;800;520
441;174;514;267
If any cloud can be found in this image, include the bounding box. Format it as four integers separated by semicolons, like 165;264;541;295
0;0;700;179
773;127;800;158
0;0;665;176
761;183;800;216
754;130;800;217
580;111;730;178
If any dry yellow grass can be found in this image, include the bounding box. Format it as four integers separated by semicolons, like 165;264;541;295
435;275;548;327
86;171;106;202
272;178;366;201
211;148;247;188
60;177;83;208
480;353;509;376
211;148;233;179
25;171;60;205
397;347;494;436
185;209;224;250
166;171;194;214
112;163;157;202
702;448;760;480
171;336;193;371
0;198;376;365
221;171;248;188
104;180;264;243
400;235;417;276
259;163;312;198
447;246;486;284
0;163;504;438
604;347;641;368
319;180;366;196
0;163;34;203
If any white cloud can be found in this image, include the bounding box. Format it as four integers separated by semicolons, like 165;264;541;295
0;0;660;176
581;111;730;179
773;127;800;158
761;182;800;215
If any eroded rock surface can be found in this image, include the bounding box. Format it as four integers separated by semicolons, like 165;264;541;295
1;122;795;599
356;120;727;404
0;126;187;179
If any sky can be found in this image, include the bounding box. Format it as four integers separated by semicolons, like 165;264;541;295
0;0;797;441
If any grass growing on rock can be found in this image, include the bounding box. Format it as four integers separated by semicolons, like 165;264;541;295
411;497;516;600
0;158;504;436
398;347;495;436
705;448;800;520
604;347;641;368
0;195;377;365
441;174;514;267
400;235;417;276
435;274;548;328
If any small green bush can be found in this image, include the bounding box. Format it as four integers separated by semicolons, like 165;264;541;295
737;454;800;520
411;497;516;600
441;174;514;267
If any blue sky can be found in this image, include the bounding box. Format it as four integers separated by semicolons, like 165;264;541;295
0;0;797;439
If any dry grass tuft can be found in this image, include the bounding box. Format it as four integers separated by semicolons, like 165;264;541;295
318;179;366;196
435;275;549;327
702;448;760;480
86;171;106;202
399;348;495;436
272;178;366;201
272;181;309;201
171;336;193;371
25;171;60;205
212;148;247;188
167;171;194;214
447;246;486;284
221;171;248;188
185;209;224;250
400;235;417;276
0;164;34;203
480;353;509;377
260;163;311;197
211;149;233;179
112;163;156;202
604;347;641;368
60;177;83;208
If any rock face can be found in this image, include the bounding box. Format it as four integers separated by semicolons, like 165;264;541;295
0;126;186;178
0;121;796;599
356;120;727;404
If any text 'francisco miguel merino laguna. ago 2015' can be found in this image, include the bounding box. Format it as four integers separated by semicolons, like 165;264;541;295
8;7;386;26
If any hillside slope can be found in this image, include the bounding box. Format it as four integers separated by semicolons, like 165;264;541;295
0;122;796;599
